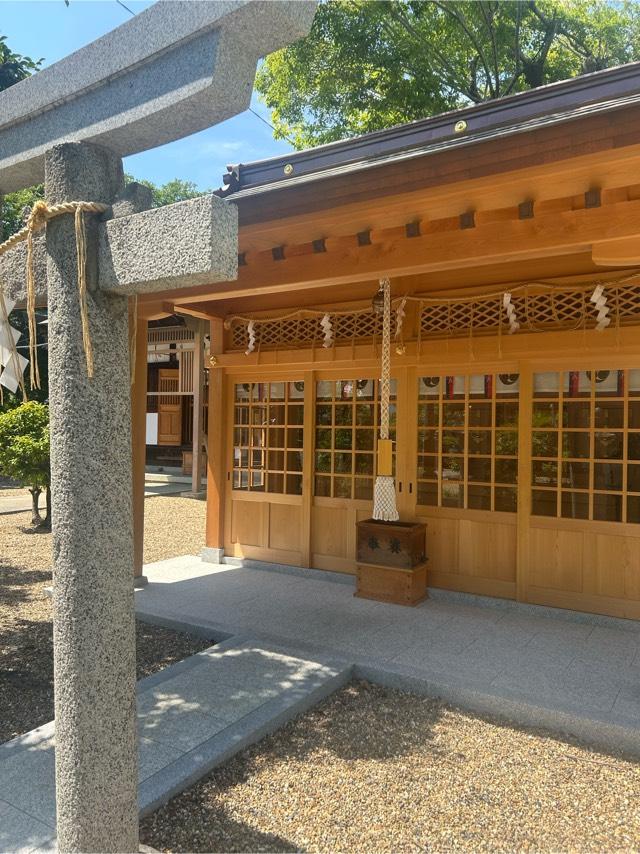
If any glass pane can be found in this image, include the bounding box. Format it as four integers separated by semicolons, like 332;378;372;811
355;404;374;426
468;485;491;510
441;480;463;508
268;450;284;471
532;460;557;487
468;402;492;427
287;451;303;472
315;428;331;449
316;381;335;401
334;477;351;498
251;449;264;468
251;428;265;448
532;402;558;428
444;376;465;399
469;374;491;399
417;455;438;480
354;478;373;501
314;475;331;497
334;404;352;425
419;376;441;398
235;406;249;425
334;428;352;450
442;430;464;454
628;433;640;460
593;370;622;397
288;404;304;425
594;401;623;429
469;430;491;455
233;470;248;490
269;404;285;425
495;487;517;513
442;457;464;481
534;372;560;398
564;371;590;398
594;432;623;460
532;490;557;517
315;452;331;473
594;462;622;491
316;404;332;425
562;432;590;459
628;464;640;493
562;461;589;490
561;491;589;520
418;403;439;427
334;452;352;474
562;402;590;429
594;492;622;522
251;383;268;401
286;474;302;495
496;374;520;398
443;402;465;426
235;383;250;402
355;453;374;475
417;482;438;506
532;431;557;458
268;428;285;448
355;429;374;451
267;472;284;493
629;370;640;397
234;427;249;446
628;495;640;523
418;430;438;454
250;470;266;491
236;448;249;468
337;380;354;400
288;381;305;400
468;457;491;483
270;382;285;400
495;458;518;485
496;402;518;428
356;379;375;400
495;431;517;456
252;406;267;425
287;428;303;449
629;402;640;429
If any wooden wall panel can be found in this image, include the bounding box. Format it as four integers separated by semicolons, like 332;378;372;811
230;500;264;547
529;528;583;593
458;520;516;582
269;503;301;552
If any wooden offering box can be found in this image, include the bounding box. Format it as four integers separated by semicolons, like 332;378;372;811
355;519;428;606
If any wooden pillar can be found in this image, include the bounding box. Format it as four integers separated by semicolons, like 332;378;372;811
191;324;204;493
132;312;148;583
205;317;225;554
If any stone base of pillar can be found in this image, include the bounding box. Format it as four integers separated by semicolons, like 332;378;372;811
134;575;149;589
202;546;225;564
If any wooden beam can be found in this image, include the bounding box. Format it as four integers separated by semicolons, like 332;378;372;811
592;236;640;266
191;324;204;494
173;197;640;305
205;318;225;550
131;313;148;581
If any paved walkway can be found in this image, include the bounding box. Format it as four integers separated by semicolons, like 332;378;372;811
0;638;348;853
136;555;640;754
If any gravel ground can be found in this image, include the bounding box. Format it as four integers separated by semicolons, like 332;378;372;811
0;494;208;744
141;681;640;854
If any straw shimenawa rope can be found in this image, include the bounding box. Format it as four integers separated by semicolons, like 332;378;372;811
0;199;108;388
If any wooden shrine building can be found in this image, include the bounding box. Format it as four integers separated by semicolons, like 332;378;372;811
137;61;640;620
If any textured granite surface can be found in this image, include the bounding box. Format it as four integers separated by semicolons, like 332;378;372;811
47;142;139;852
0;0;317;192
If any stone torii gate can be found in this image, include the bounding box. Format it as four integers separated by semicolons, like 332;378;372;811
0;2;315;851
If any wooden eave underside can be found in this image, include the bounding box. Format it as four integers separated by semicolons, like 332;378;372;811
140;106;640;320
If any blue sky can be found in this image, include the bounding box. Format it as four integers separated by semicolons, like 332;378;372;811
2;0;295;191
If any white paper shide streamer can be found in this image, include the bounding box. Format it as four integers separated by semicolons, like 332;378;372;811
0;293;28;394
245;319;256;355
503;292;520;334
590;284;611;331
321;313;333;348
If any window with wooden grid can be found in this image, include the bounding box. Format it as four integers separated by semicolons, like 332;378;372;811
416;374;519;511
314;379;397;500
232;382;304;494
531;370;640;522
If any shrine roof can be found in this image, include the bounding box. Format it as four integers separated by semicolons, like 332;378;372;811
222;60;640;199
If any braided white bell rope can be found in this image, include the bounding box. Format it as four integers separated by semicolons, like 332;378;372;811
373;277;399;522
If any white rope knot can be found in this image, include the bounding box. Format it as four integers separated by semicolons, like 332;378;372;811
245;320;256;355
320;313;333;348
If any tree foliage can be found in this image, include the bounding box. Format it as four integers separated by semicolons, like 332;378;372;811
0;34;42;91
125;175;205;207
0;401;50;524
256;0;640;149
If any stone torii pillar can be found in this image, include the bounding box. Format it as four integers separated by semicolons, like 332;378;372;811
0;4;316;850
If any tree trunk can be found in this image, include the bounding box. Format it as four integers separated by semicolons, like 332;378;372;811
29;487;42;526
44;486;51;529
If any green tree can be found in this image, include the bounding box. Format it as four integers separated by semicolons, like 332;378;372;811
0;401;51;527
125;175;206;207
0;34;42;91
256;0;640;149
